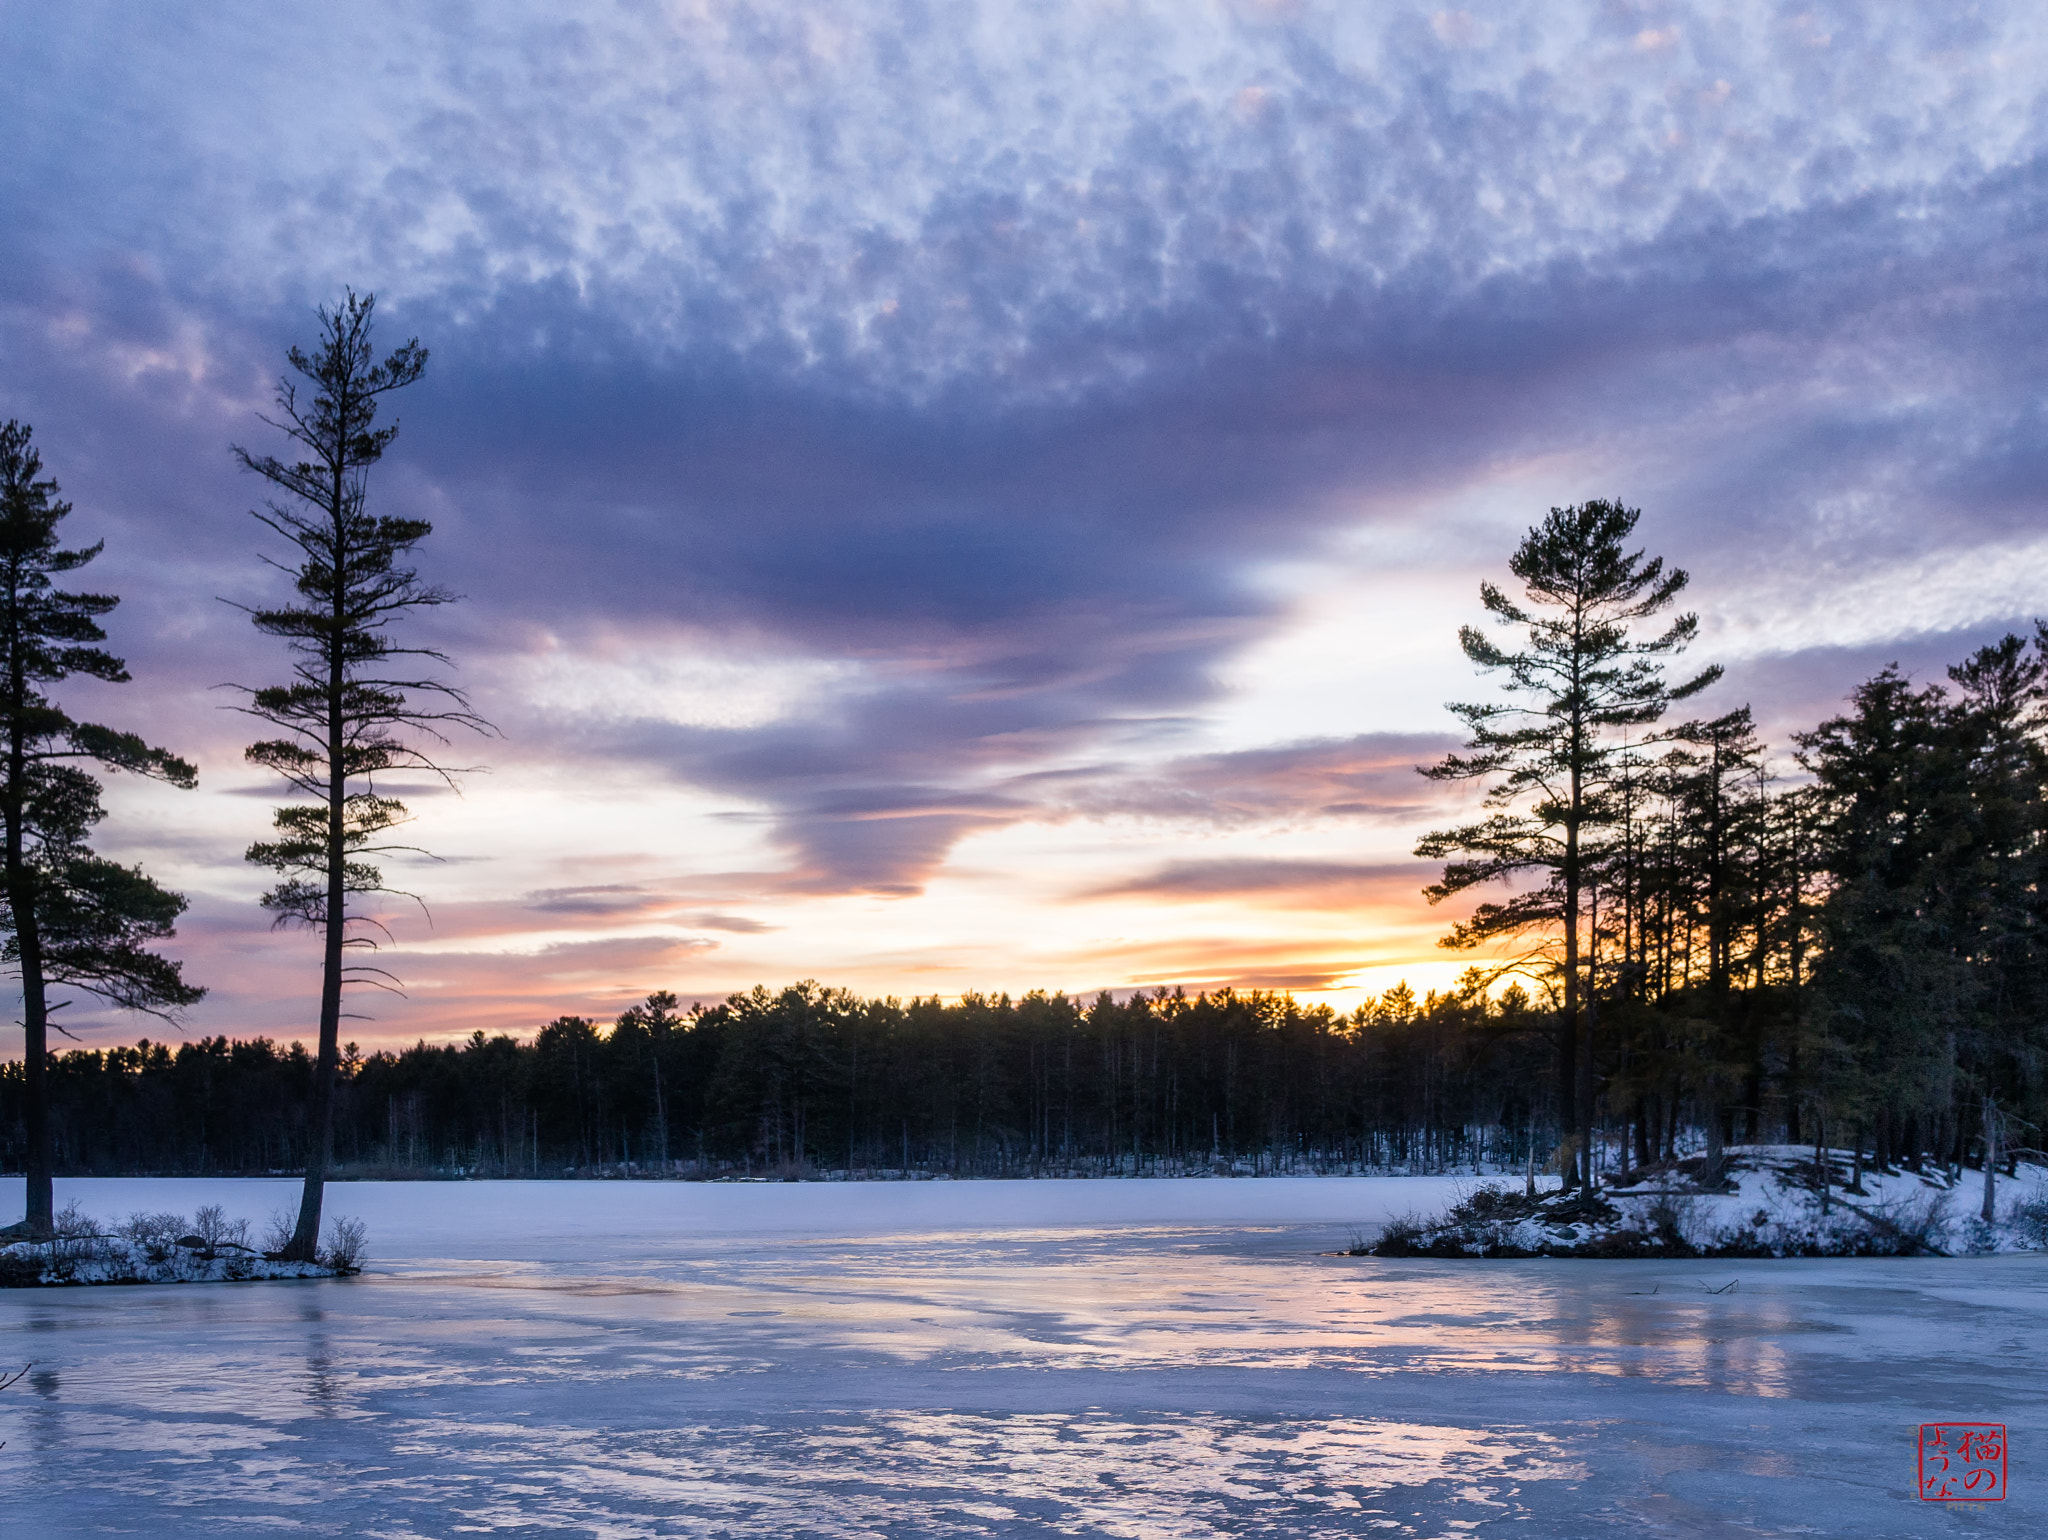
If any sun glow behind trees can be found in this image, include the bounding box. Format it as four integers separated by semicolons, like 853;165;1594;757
8;480;2046;1189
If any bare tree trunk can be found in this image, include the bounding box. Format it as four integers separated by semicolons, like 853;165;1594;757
1578;884;1598;1189
12;877;51;1236
1561;870;1580;1187
284;516;351;1264
655;1057;670;1168
5;698;51;1236
1816;1112;1829;1218
1981;1096;1998;1225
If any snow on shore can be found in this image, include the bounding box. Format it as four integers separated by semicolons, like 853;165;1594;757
1371;1145;2048;1258
0;1201;362;1287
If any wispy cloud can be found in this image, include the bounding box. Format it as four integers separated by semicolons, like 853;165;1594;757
1081;858;1430;905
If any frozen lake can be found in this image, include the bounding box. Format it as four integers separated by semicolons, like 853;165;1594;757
1;1176;2039;1537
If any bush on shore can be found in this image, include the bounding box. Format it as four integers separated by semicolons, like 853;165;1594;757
0;1202;367;1286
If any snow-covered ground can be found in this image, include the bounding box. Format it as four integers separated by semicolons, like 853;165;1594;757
1381;1147;2048;1259
1;1175;2041;1536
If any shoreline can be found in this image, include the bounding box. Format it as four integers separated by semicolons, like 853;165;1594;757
1359;1144;2048;1260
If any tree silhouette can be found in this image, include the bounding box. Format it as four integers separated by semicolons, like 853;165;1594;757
0;420;202;1237
1417;500;1718;1186
232;292;487;1261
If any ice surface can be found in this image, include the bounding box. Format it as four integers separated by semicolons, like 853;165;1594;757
1;1175;2041;1537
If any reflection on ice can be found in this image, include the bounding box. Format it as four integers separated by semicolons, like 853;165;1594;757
1;1178;2041;1536
392;1410;1590;1537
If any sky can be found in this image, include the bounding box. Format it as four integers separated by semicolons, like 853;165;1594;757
1;0;2045;1050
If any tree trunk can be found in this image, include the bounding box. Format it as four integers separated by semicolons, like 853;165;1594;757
1577;883;1598;1189
284;503;351;1264
1577;999;1596;1188
1816;1112;1829;1218
1981;1097;1998;1225
1784;1033;1802;1145
1560;870;1580;1186
12;879;52;1236
4;692;52;1236
1739;1011;1763;1142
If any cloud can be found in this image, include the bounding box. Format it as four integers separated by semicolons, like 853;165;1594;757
1041;733;1464;826
2;2;2045;1037
1131;968;1363;993
1082;858;1431;906
521;886;657;917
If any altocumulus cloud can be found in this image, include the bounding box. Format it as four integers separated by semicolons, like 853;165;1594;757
0;1;2045;1032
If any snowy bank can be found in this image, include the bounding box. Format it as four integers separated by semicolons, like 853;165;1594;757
0;1201;364;1286
1364;1145;2048;1258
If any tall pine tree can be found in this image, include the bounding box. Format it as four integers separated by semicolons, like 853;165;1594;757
1417;500;1718;1186
233;293;486;1261
0;420;203;1237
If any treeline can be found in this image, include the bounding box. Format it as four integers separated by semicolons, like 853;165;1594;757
4;497;2043;1189
0;983;1552;1178
1546;633;2048;1178
1415;502;2047;1188
5;628;2045;1185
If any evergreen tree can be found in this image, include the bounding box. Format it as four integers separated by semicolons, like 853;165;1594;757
232;292;486;1261
1940;635;2048;1078
0;420;203;1236
1801;636;2048;1188
1663;708;1777;1141
1798;667;1967;1168
1417;500;1719;1185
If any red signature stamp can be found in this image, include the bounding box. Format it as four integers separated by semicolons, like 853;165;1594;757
1919;1423;2006;1501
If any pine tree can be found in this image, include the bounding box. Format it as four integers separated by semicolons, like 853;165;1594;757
1417;500;1719;1186
0;420;203;1237
232;292;486;1261
1663;708;1781;1141
1797;667;1965;1170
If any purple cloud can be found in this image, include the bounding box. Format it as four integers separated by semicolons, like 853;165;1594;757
2;3;2045;1035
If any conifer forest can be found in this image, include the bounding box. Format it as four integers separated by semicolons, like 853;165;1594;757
2;444;2042;1187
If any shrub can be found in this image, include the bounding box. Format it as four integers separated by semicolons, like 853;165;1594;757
1372;1213;1427;1256
320;1216;369;1275
120;1212;190;1263
1445;1184;1542;1224
1641;1193;1698;1250
1852;1190;1953;1255
193;1205;251;1253
2010;1193;2048;1250
48;1201;114;1274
